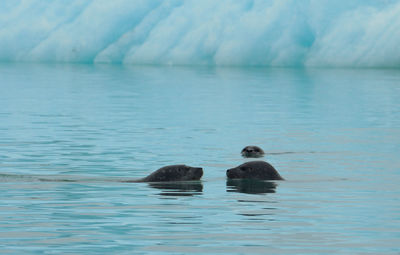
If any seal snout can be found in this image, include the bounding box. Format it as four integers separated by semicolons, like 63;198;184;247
226;168;238;179
191;167;203;180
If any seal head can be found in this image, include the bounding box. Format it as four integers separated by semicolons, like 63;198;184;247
140;165;203;182
226;161;284;180
241;146;265;158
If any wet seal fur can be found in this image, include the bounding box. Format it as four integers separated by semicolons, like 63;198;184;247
226;161;284;180
241;146;265;158
125;165;203;183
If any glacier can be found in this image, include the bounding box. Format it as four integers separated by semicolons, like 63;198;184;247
0;0;399;67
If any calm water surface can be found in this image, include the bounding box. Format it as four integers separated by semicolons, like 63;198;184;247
0;64;399;254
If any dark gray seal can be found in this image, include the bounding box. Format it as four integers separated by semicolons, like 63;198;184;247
226;161;284;180
125;165;203;183
241;146;265;158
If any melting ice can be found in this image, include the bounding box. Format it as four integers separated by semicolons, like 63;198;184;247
0;0;399;67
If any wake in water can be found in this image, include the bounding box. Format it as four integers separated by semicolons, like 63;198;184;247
0;173;114;183
1;0;399;67
0;173;204;196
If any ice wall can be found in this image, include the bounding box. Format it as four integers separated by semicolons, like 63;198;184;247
0;0;399;67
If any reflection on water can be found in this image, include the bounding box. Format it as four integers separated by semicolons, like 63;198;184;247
148;181;203;197
226;179;278;194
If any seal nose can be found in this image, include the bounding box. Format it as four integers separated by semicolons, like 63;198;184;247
195;167;203;178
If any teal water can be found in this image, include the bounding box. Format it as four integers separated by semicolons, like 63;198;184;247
0;64;399;254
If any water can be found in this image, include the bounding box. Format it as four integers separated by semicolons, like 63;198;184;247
0;64;399;254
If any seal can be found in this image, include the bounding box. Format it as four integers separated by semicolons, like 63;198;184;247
226;161;284;180
125;165;203;183
241;146;265;158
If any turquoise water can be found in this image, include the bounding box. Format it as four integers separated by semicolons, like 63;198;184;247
0;64;400;254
